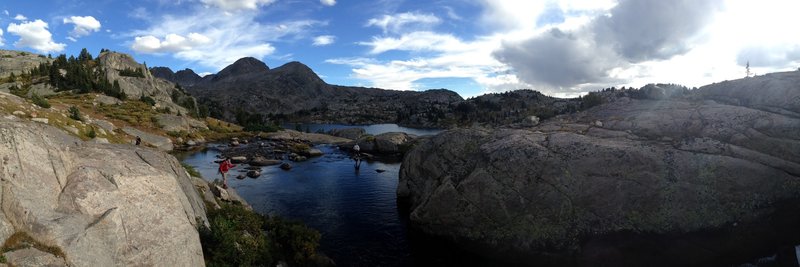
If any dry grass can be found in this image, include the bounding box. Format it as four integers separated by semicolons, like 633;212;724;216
1;231;67;260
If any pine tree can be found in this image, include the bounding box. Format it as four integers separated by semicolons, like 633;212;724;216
746;61;752;78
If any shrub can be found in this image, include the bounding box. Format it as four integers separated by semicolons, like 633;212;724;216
118;68;145;78
140;95;156;106
580;92;603;110
199;202;322;267
68;106;82;121
86;127;96;138
181;163;202;178
31;93;51;108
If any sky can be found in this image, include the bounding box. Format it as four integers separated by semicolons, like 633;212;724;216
0;0;798;98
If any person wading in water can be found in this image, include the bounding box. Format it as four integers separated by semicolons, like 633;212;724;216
353;143;361;170
218;157;236;189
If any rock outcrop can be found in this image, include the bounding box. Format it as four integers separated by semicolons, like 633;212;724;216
97;52;193;115
0;118;207;266
0;50;52;78
399;72;800;266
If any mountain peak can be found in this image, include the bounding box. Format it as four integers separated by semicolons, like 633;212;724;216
216;57;269;79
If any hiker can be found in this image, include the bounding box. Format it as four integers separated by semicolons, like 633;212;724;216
135;136;142;146
218;157;236;189
353;144;361;169
353;143;361;159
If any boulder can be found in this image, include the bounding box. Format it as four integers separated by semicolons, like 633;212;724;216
399;94;800;265
64;126;79;135
211;185;232;201
93;119;117;133
26;83;57;97
122;127;173;151
230;156;247;164
246;170;261;178
373;132;412;154
280;163;292;170
94;94;122;105
329;128;366;140
305;148;324;157
31;118;48;124
248;156;281;166
91;137;110;144
0;119;207;266
191;177;219;210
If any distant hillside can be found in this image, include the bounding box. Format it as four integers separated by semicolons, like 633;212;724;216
152;58;582;128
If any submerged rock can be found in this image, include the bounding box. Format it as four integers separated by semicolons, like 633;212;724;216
280;163;292;170
246;170;261;178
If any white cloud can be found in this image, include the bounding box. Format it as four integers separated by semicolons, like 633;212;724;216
312;35;335;46
13;14;27;21
360;31;469;54
132;33;212;53
320;0;336;6
3;10;8;16
6;20;66;53
63;16;102;40
129;8;320;70
366;12;440;34
331;32;521;92
0;29;4;46
200;0;275;11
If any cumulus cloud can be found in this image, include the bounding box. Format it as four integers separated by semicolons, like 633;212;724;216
0;29;4;46
200;0;275;11
495;29;622;88
366;12;440;34
13;14;27;21
6;20;66;53
129;8;320;70
320;0;336;6
312;35;335;46
493;0;724;89
593;0;723;62
63;16;101;41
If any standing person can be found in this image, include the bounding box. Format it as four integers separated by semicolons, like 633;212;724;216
135;136;142;146
353;143;361;170
218;157;236;189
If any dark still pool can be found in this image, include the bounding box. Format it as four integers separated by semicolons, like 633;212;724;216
178;144;487;266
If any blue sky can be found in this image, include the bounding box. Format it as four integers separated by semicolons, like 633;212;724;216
1;0;799;98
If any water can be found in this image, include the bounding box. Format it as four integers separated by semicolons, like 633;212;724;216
282;123;442;136
178;144;487;266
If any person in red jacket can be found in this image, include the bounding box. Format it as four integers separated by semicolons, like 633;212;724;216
218;157;236;189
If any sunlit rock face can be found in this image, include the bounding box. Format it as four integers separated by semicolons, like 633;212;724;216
0;118;207;266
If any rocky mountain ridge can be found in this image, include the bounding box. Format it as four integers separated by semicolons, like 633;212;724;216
398;70;800;266
152;59;468;127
